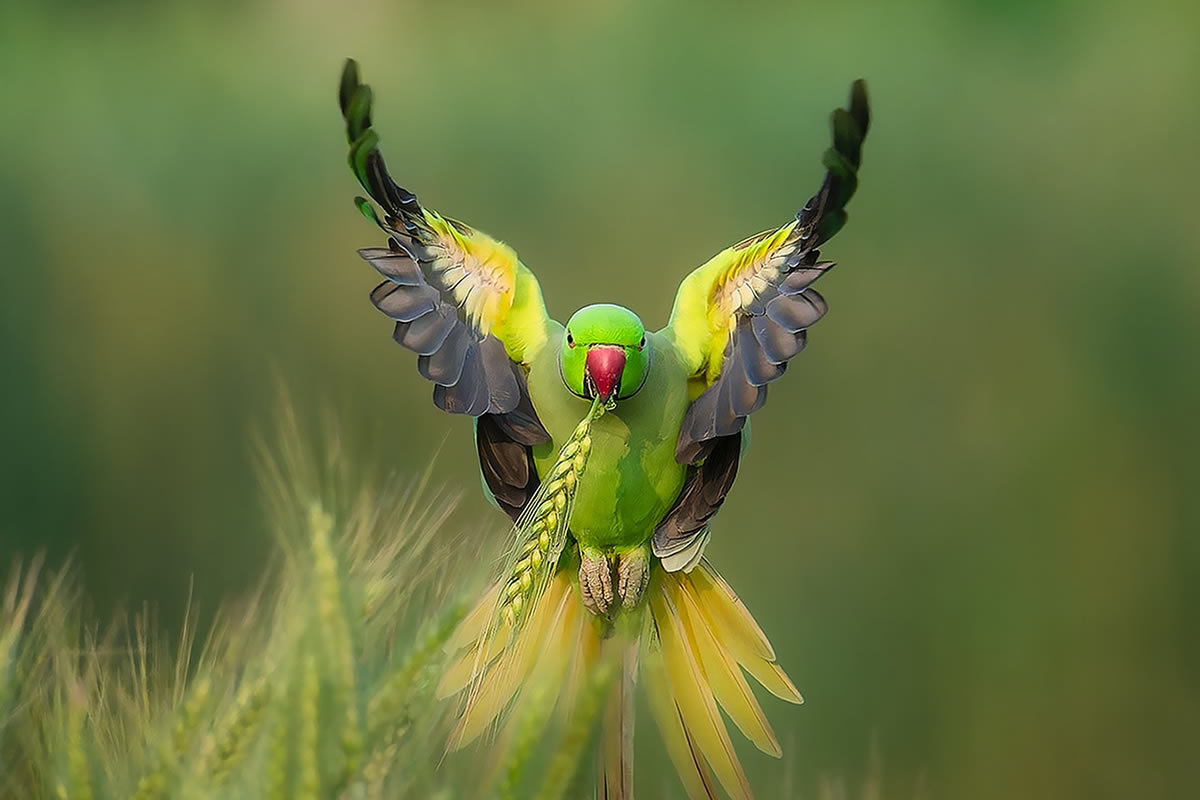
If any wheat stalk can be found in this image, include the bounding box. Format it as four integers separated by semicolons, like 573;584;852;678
498;395;605;628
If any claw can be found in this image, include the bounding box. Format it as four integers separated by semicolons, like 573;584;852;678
579;548;614;616
617;546;651;609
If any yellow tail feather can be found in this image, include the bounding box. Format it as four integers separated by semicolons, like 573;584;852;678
651;576;753;800
440;557;800;799
689;564;776;662
643;561;801;800
689;563;804;704
676;578;781;757
641;622;720;799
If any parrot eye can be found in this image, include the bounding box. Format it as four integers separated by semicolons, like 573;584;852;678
638;335;645;350
567;331;575;348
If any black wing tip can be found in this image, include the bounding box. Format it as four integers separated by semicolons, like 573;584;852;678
339;58;361;115
339;60;426;228
829;79;870;170
848;79;870;137
794;78;871;241
339;58;373;143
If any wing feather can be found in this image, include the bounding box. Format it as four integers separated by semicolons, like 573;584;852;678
750;314;805;364
359;246;423;284
433;345;491;416
418;324;474;385
765;288;827;332
341;59;553;424
370;280;439;323
396;305;459;355
663;80;869;464
653;435;741;571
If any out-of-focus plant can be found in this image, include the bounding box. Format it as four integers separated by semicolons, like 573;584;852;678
0;405;903;799
0;403;486;800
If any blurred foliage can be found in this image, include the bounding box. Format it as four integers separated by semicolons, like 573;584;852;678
1;0;1198;797
0;416;904;800
2;416;507;799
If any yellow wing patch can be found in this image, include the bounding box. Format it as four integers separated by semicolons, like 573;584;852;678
416;210;550;365
712;222;797;316
344;57;554;386
423;210;519;335
666;220;801;387
705;221;798;382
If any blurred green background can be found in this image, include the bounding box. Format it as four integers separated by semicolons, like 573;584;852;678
2;0;1198;796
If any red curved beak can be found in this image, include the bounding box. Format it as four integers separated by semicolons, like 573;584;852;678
585;345;626;402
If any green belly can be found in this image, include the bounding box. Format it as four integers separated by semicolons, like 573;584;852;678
526;329;690;553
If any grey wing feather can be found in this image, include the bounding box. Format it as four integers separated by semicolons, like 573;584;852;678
479;336;521;411
493;363;549;443
654;433;741;572
676;282;821;465
418;324;473;386
433;345;490;416
362;245;526;417
395;306;459;355
475;365;550;521
345;59;552;509
765;289;827;332
477;414;539;521
674;79;869;466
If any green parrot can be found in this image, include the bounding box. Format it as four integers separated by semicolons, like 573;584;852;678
339;60;869;800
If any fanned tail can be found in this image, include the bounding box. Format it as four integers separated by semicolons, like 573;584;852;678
642;559;802;800
438;557;799;799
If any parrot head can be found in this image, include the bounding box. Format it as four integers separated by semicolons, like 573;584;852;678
560;304;649;404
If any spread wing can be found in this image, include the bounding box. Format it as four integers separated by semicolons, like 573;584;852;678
653;80;868;568
340;59;553;426
662;80;870;466
340;60;552;518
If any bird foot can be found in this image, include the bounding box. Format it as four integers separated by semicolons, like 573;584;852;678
617;546;651;610
579;545;652;615
579;547;615;616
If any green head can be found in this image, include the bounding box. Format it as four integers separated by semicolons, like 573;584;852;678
559;304;649;404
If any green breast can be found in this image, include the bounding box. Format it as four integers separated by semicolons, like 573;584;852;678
525;326;690;552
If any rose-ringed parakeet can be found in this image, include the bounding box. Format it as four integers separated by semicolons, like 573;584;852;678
339;60;869;799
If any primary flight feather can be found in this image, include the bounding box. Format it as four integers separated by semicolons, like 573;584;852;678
339;59;869;800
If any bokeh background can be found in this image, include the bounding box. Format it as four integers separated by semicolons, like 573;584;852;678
2;0;1198;797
